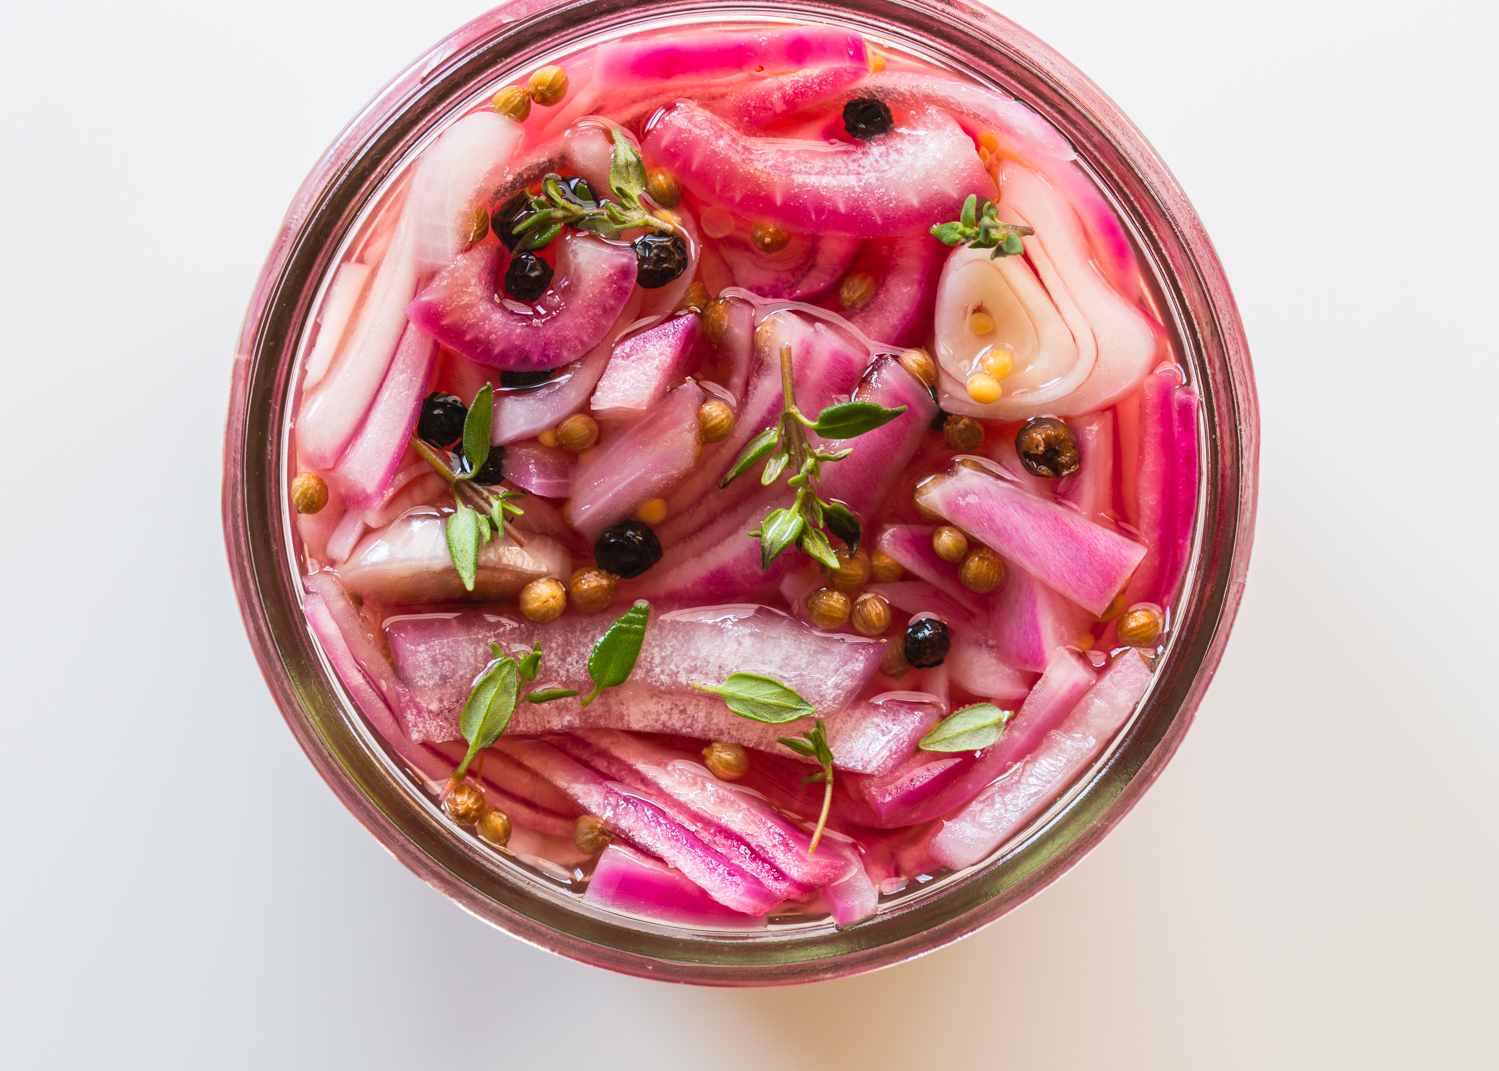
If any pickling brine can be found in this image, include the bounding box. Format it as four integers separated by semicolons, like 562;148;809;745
288;19;1199;930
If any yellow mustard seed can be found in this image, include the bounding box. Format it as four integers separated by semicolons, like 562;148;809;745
968;310;995;336
982;347;1015;380
637;497;668;525
965;372;1003;404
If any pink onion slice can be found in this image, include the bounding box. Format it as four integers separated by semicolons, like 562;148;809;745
384;603;883;737
929;649;1151;869
717;63;873;127
555;735;814;901
298;209;421;469
944;625;1034;702
489;287;642;444
818;833;879;927
330;324;437;507
712;221;860;301
303;261;370;392
501;739;781;915
863;646;1097;827
499;441;571;499
425;740;579;837
570;381;707;540
574;731;848;887
584;843;769;928
644;100;990;236
590;313;702;419
1113;365;1200;617
814;231;946;347
406;110;526;275
594;24;868;84
856;71;1075;162
406;232;638;371
812;351;939;514
988;565;1092;673
916;462;1146;616
335;507;570;609
874;525;985;619
865;580;980;627
1058;409;1116;518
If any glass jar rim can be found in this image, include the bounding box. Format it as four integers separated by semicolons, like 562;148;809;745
223;0;1257;985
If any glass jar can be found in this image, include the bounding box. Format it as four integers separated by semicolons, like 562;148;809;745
223;0;1257;985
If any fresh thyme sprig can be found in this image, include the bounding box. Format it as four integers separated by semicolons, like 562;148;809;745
721;343;907;571
410;382;527;592
445;640;573;795
777;719;836;854
693;674;836;853
510;129;676;252
931;194;1035;258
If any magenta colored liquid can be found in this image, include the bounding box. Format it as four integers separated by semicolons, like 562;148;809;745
289;20;1197;930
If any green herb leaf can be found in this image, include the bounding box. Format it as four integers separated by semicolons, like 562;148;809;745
809;401;908;440
516;221;564;252
515;643;543;684
918;703;1014;752
761;452;789;486
526;688;581;704
799;525;840;571
930;221;970;246
462;384;494;478
445;504;484;592
692;672;815;724
719;426;780;488
608;128;648;207
452;655;520;780
821;500;862;553
960;193;978;228
581;600;650;707
758;507;804;569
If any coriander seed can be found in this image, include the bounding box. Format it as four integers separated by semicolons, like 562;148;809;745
444;782;488;825
942;414;984;452
491;84;532;121
697;398;735;443
820;546;871;591
519;577;567;622
839;272;877;310
897;347;937;388
291;472;328;515
569;567;616;613
750;222;789;253
1015;417;1080;478
880;636;911;678
870;549;905;583
932;525;968;563
477;808;512;847
805;587;852;630
1117;604;1164;647
703;296;733;343
528;66;569;106
852;592;892;636
702;741;749;780
574;814;612;855
959;547;1004;593
645;167;682;208
556;413;600;453
676;279;709;312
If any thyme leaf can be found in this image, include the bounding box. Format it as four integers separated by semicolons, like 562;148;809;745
918;703;1014;752
582;600;650;707
931;194;1035;258
776;718;836;853
691;673;814;724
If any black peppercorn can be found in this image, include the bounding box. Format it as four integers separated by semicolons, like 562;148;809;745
632;233;688;289
1015;417;1080;478
929;407;950;432
594;519;664;579
451;442;507;484
499;368;557;389
417;392;467;448
843;98;895;140
903;617;951;668
504;252;554;302
491;191;531;252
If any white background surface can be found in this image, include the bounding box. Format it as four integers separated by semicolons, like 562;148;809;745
2;0;1495;1066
